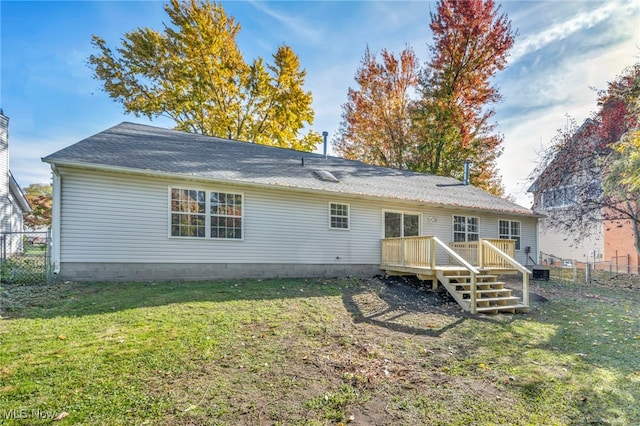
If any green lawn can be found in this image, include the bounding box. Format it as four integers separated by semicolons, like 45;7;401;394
1;277;639;425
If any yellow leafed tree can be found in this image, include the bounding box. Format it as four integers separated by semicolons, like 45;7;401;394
89;0;320;151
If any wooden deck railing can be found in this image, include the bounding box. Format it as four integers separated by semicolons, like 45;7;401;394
449;239;515;269
382;237;518;270
381;236;435;269
449;241;478;265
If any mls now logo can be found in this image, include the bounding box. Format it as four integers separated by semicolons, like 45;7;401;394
2;408;28;419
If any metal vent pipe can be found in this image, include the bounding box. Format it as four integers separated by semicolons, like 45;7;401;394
463;159;471;185
322;131;328;159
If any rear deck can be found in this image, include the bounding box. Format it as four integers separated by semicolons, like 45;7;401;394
380;236;530;314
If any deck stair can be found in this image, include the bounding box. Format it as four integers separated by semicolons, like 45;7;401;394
381;236;530;314
436;269;527;314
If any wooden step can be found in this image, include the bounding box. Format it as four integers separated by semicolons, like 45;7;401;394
454;282;505;290
458;289;513;297
475;303;529;313
446;274;498;281
474;296;520;304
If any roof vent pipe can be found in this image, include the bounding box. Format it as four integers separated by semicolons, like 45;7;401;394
322;131;328;159
463;159;471;185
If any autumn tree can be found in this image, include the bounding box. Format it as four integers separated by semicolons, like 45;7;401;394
601;63;640;253
334;47;420;169
89;0;320;151
334;1;514;195
530;63;640;253
412;0;515;195
23;183;52;229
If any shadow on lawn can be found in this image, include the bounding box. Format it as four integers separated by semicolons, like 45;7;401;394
0;277;346;319
342;276;518;337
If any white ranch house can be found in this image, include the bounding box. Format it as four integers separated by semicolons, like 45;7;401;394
44;122;541;313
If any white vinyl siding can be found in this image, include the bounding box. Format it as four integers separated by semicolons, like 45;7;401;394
58;169;382;264
55;167;539;267
0;117;8;234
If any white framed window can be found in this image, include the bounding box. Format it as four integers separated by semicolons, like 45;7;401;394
542;185;576;208
330;203;349;230
170;188;206;237
169;187;243;239
210;192;243;239
453;215;479;242
384;211;420;238
499;220;521;250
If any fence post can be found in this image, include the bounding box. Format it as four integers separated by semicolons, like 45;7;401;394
609;263;612;279
585;262;591;284
573;261;577;282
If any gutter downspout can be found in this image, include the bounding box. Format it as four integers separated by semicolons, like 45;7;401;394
51;165;61;274
535;216;540;267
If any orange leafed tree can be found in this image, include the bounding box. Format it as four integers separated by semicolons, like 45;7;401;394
413;0;515;195
334;47;420;169
335;1;515;196
23;183;52;229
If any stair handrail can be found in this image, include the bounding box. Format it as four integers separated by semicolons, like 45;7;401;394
433;236;479;274
481;239;530;307
481;240;529;274
433;236;479;313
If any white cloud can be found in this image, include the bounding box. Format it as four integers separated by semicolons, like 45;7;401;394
247;1;324;44
509;2;623;64
498;42;638;206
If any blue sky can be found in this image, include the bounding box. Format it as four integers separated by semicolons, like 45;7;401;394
1;0;638;206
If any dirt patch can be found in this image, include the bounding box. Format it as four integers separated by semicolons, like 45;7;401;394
599;274;640;290
363;275;548;314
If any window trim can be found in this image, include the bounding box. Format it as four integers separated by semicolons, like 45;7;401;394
541;185;576;209
452;215;479;242
498;219;521;251
382;210;422;238
168;186;244;240
329;202;350;230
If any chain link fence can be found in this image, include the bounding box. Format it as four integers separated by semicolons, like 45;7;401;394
0;231;51;285
539;251;639;283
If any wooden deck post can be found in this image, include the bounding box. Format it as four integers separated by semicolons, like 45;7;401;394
470;272;477;314
523;272;530;307
477;239;484;269
430;237;436;270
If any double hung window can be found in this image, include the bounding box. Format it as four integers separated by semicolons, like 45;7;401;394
170;188;243;239
330;203;349;229
453;215;479;242
499;220;521;250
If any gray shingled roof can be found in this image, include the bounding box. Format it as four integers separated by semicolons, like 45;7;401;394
43;122;536;216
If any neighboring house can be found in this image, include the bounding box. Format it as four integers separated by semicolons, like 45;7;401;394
43;122;540;289
528;119;639;272
0;110;31;254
